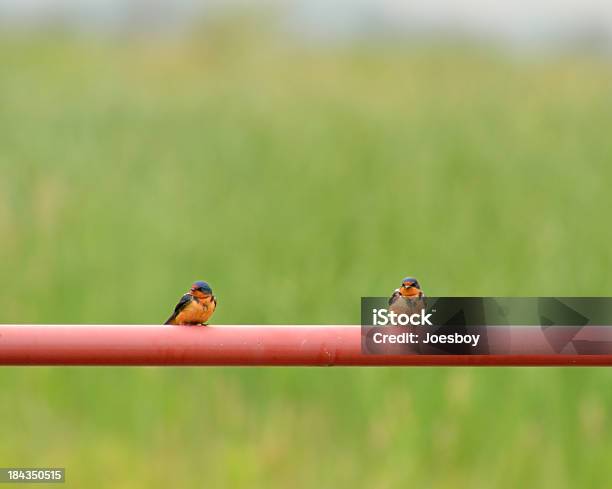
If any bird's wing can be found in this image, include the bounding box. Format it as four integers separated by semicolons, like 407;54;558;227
164;294;193;325
388;289;401;306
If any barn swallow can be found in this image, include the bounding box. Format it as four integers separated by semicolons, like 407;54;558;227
388;277;425;315
164;281;217;326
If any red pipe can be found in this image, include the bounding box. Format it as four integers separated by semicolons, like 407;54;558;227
0;325;611;366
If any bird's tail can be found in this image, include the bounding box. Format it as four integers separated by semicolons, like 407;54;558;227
164;315;176;325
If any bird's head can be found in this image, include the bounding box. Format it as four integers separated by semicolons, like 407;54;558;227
189;280;213;299
399;277;422;297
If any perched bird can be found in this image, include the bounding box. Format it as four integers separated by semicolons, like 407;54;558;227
388;277;425;315
164;281;217;326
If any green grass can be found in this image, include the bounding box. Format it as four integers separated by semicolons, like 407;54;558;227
2;34;612;488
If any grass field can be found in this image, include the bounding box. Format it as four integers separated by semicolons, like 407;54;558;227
1;31;612;488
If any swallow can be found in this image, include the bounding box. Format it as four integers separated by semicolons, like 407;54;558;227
388;277;425;315
164;280;217;326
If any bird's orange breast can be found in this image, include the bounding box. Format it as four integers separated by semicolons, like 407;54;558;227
175;297;215;325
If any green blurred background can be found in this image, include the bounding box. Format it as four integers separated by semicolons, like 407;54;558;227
2;4;612;488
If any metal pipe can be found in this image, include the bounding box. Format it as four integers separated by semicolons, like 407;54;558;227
0;325;610;366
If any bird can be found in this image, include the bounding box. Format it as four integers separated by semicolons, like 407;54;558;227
164;281;217;326
388;277;425;315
